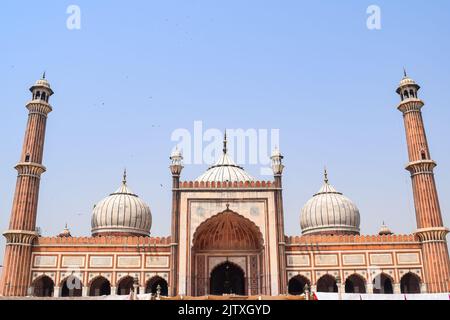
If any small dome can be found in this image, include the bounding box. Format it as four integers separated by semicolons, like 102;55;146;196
399;77;416;87
30;73;54;95
91;171;152;236
57;224;72;238
170;147;182;159
396;70;420;93
34;78;51;89
195;153;255;183
300;170;360;235
195;131;254;183
378;222;393;236
271;147;282;158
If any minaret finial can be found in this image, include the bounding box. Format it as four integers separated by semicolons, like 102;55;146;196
42;71;46;79
122;168;127;185
403;67;407;78
324;167;329;184
223;130;228;154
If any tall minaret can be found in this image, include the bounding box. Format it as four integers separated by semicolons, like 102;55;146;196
397;71;450;293
0;75;53;296
169;147;183;296
271;147;287;294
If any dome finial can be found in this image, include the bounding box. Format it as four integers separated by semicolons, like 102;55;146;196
223;129;228;154
122;168;127;185
42;71;46;79
403;67;407;78
324;167;329;184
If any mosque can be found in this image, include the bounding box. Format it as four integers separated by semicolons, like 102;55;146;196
0;73;449;298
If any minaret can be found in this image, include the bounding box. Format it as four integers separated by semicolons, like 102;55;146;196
169;147;183;296
0;75;53;296
396;71;450;293
271;147;287;294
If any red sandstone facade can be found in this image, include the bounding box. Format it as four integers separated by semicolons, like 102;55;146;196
0;73;449;298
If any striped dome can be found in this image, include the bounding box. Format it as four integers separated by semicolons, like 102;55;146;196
195;152;255;183
195;132;254;183
91;172;152;236
300;171;360;235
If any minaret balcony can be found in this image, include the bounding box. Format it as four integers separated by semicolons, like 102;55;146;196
405;160;436;176
14;162;47;178
26;101;53;116
397;98;424;114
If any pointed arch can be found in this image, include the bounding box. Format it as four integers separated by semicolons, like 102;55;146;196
372;272;394;294
89;276;111;296
400;272;421;293
345;273;366;293
192;209;263;251
145;276;168;296
316;274;338;293
288;275;311;295
209;261;246;295
60;275;83;297
32;275;54;297
117;275;135;295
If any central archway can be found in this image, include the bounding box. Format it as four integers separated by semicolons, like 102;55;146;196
191;208;264;296
210;261;245;295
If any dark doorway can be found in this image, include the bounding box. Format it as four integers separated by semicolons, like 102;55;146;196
317;275;338;293
33;276;54;297
373;274;394;294
61;276;82;297
288;275;310;295
401;273;421;293
210;262;245;295
117;276;135;295
145;276;168;296
89;277;111;296
345;274;366;293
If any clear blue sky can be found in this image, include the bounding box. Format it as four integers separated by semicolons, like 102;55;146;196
1;0;450;264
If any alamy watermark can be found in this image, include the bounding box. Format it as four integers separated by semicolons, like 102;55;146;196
367;5;381;30
66;5;81;30
171;121;280;176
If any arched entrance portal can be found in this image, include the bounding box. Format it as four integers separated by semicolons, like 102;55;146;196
32;276;54;297
373;273;394;294
317;275;338;293
400;273;421;293
288;275;310;295
345;274;366;293
192;208;264;296
89;277;111;296
210;262;245;295
145;276;169;296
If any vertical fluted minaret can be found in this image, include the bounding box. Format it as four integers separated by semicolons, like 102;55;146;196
271;147;287;294
397;71;450;293
0;75;53;296
169;147;183;296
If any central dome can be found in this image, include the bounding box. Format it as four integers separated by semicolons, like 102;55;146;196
300;170;360;235
91;171;152;236
195;132;254;183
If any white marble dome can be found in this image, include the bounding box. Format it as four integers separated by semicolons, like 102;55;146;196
91;173;152;236
195;133;254;183
195;152;255;183
300;172;360;235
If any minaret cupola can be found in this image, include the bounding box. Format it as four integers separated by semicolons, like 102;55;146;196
30;72;54;103
396;69;420;101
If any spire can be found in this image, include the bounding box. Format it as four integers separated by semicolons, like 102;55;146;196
122;168;127;185
403;67;407;78
223;130;228;154
42;71;46;79
324;167;329;184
